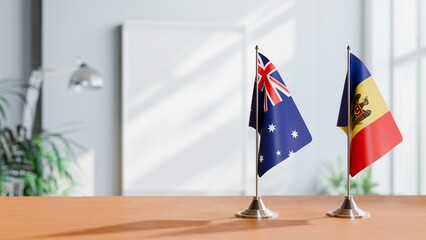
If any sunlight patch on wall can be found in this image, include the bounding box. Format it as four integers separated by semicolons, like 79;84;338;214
123;23;245;195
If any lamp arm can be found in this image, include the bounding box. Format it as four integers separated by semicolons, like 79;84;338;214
21;59;82;137
21;59;104;136
21;71;43;137
35;59;82;76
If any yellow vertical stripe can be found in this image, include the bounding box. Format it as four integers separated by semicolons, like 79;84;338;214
351;76;389;138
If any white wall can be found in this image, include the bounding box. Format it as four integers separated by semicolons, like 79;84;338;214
365;0;426;195
0;0;32;127
364;0;393;194
42;0;363;195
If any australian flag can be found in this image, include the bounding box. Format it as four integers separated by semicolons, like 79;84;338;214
249;52;312;177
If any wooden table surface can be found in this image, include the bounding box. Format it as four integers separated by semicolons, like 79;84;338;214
1;196;426;240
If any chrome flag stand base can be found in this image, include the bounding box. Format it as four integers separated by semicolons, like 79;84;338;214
327;195;370;219
236;196;278;219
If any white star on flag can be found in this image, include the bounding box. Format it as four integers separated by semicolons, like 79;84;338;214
288;150;294;157
276;151;281;156
268;123;276;133
291;130;298;139
259;155;264;163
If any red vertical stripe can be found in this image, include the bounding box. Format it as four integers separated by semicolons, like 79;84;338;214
350;112;403;176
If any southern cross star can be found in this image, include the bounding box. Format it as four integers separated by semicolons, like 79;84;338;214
259;155;264;163
291;130;298;139
268;123;276;133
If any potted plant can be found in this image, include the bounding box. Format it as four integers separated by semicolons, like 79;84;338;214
319;156;378;195
0;78;80;196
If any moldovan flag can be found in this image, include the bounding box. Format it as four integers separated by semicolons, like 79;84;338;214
337;53;402;177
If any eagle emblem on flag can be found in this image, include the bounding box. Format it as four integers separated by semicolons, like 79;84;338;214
351;93;371;128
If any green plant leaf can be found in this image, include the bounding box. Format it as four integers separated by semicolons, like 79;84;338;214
0;122;81;196
319;157;378;195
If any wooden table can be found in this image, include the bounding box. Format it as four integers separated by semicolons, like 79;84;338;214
1;196;426;239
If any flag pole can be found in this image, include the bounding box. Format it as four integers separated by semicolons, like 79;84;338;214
236;45;277;219
255;45;260;198
346;45;351;198
326;46;369;219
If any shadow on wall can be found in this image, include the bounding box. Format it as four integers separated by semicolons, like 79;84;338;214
122;0;312;196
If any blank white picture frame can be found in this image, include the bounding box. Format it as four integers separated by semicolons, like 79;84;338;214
121;21;248;195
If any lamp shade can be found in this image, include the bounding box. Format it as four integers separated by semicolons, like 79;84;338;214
69;63;104;90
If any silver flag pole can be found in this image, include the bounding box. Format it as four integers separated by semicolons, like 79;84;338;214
255;45;260;198
236;45;277;219
327;46;369;219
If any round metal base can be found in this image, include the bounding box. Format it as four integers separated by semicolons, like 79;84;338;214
327;195;370;219
236;196;278;219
